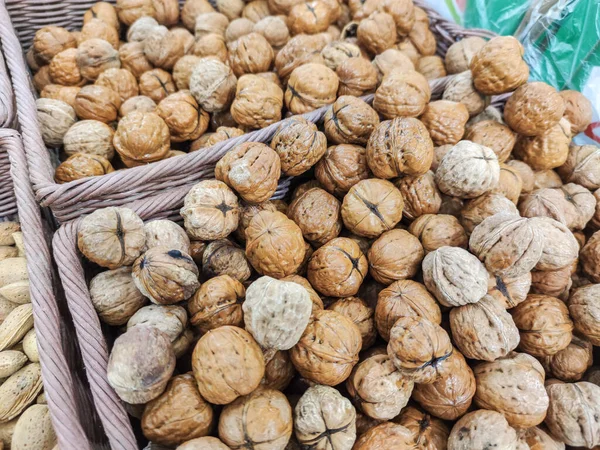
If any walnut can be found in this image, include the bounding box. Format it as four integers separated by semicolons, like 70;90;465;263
445;36;486;74
531;217;578;271
142;220;190;255
288;188;341;247
323;97;378;147
275;33;329;83
397;406;450;449
569;283;600;346
78;207;145;269
188;274;244;332
230;75;283;129
290;309;361;385
438;194;464;218
371;49;413;82
336;57;378;97
63;120;115;160
531;266;572;298
192;326;264;404
341;179;404;238
541;335;592;382
447;410;518;450
80;17;119;48
354;422;415;450
435;141;500;199
315;145;370;197
181;0;216;30
55;153;114;183
406;7;436;56
282;274;324;316
95;69;139;105
194;12;229;37
464;120;515;163
367;229;423;285
127;304;187;343
83;2;120;30
326;297;373;350
252;16;289;49
48;48;83;87
127;17;162;42
32;66;52;93
33;26;76;64
545;381;600;447
450;295;519;361
228;33;273;77
89;267;146;326
513;119;571;170
139;68;176;103
355;12;396;55
190;33;228;61
416;55;447;80
320;41;361;70
506;160;535;193
560;90;593;134
505;82;565;136
442;70;488;117
73;85;121;123
422;246;488;307
119;96;156;118
492;163;523;204
409;214;467;253
487;272;532;309
113;111;170;167
189;58;237;113
387;316;453;383
172;27;196;52
35;98;77;148
40;84;80;109
218;388;292;449
142;30;185;70
395;171;441;221
558;144;600;190
172;56;201;91
242;1;270;22
155;91;209;142
107;326;175;404
517;427;565;450
460;193;518;234
118;42;153;79
192;126;244;150
211;0;244;20
373;70;430;119
294;384;356;449
470;36;529;95
288;1;333;35
226;18;254;42
76;38;120;81
285;63;339;114
420;100;469;146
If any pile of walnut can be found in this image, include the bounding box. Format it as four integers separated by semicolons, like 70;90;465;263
32;0;449;183
0;223;57;450
74;32;600;449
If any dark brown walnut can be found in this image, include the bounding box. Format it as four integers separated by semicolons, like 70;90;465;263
80;17;119;48
261;350;295;391
469;213;543;278
324;96;379;146
355;411;381;439
420;100;470;146
285;63;339;115
541;335;593;382
375;280;441;341
55;153;114;183
336;57;379;97
192;326;264;404
409;214;468;253
387;316;453;384
113;111;170;167
367;229;423;285
492;163;523;204
294;384;356;449
73;85;121;123
118;42;153;79
570;283;600;346
288;1;333;35
449;294;519;361
531;266;573;298
173;55;202;90
138;68;177;103
505;82;566;136
329;296;375;349
356;12;396;55
202;239;252;282
422;246;488;307
347;353;414;420
315;144;371;196
77;207;145;269
558;144;600;190
560;90;593;134
545;381;600;447
396;171;442;221
189;241;206;266
141;373;214;446
487;272;532;309
181;180;240;241
371;48;415;82
531;216;579;271
228;33;274;77
107;326;175;404
218;388;292;449
33;26;76;63
470;36;529;95
341;179;404;238
235;201;278;242
465;119;516;163
366;118;434;179
288;188;342;247
155;91;209;143
191;127;244;150
48;48;84;87
511;294;573;357
321;41;361;71
95;68;139;104
373;69;431;119
513;119;571;171
188;275;245;333
442;70;488;117
447;410;518;450
516;426;565;450
290;309;361;385
40;84;80;109
396;406;450;450
460;192;518;234
275;33;329;83
246;211;306;279
445;36;486;74
416;55;447;80
230;75;284;130
353;422;414;450
76;38;120;81
282;275;324;316
307;237;367;297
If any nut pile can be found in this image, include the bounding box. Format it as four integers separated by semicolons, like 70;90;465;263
0;223;57;450
74;30;600;449
31;0;449;183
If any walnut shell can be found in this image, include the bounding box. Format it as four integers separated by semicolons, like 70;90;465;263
371;48;414;82
40;84;80;109
445;36;486;74
154;91;209;143
119;42;153;79
230;74;283;129
513;119;571;170
188;274;244;332
442;70;488;117
246;211;306;278
63;122;115;163
48;48;84;87
181;0;216;30
282;274;324;316
367;229;423;285
33;26;77;63
545;381;600;447
460;192;518;234
511;294;573;357
107;326;175;404
194;12;229;38
569;283;600;345
36;98;77;148
192;326;264;404
321;41;361;71
172;55;202;91
225;18;255;42
285;63;339;114
416;55;447;80
127;17;161;42
558;144;600;190
76;38;121;81
422;246;488;307
235;201;278;242
387;316;453;384
270;117;328;176
189;58;236;113
288;1;333;35
288;188;342;247
89;267;147;326
531;266;572;298
114;111;170;166
420;100;470;146
409;214;467;253
324;96;379;146
261;350;295;391
541;335;593;382
95;68;139;105
181;180;240;241
531;217;578;271
218;388;292;449
470;36;529;95
73;85;121;123
275;33;329;83
465;119;515;163
228;33;273;78
141;373;213;446
253;16;289;48
517;426;565;450
373;69;431;119
80;17;119;48
447;410;518;450
492;163;523;204
315;144;371;196
560;90;593;134
294;384;356;450
353;422;414;450
487;272;532;309
336;56;378;97
200;244;247;284
127;304;187;343
191;126;244;150
77;207;146;269
139;68;177;103
356;12;396;55
396;406;450;450
469;213;543;278
143;220;190;254
506;160;535;193
395;171;441;220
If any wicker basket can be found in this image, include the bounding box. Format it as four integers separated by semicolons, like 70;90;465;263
0;129;109;450
0;0;496;224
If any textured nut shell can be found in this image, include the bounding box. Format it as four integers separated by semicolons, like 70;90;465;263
35;98;77;147
422;246;488;307
558;144;600;190
328;297;375;349
493;163;523;204
113;111;170;167
541;335;592;382
443;70;488;117
465;120;516;163
0;364;42;425
275;34;329;82
95;68;138;104
236;201;278;242
569;283;600;346
218;388;292;450
73;84;121;123
336;57;379;97
487;272;532;309
77;207;145;269
324;96;379;146
290;309;361;385
367;229;423;284
285;63;339;115
396;171;442;221
373;70;431;119
282;275;324;316
189;58;237;112
253;16;289;48
287;1;333;35
33;26;77;63
416;55;447;80
371;48;414;82
315;144;371;196
76;39;121;81
531;217;578;271
409;214;467;253
11;404;57;449
127;304;188;342
144;220;190;254
155;91;209;142
40;84;80;110
514;120;571;172
560;90;593;134
517;427;565;450
321;41;361;71
261;350;295;391
192;326;264;404
445;36;486;74
178;437;230;449
531;266;572;298
447;410;518;450
230;75;283;129
141;373;213;446
228;33;274;77
288;188;342;247
118;42;153;79
63;120;114;159
55;153;114;183
353;422;414;449
138;68;176;103
460;192;518;233
356;12;397;55
505;82;565;137
189;275;244;332
545;381;600;447
420;100;470;146
396;406;450;450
